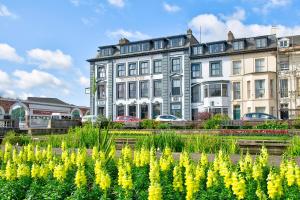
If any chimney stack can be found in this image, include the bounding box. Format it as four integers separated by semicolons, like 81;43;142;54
119;38;129;45
227;31;234;43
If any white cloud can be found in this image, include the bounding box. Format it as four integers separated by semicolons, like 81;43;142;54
79;76;90;87
27;49;72;70
163;2;181;13
0;70;11;89
107;29;150;41
81;17;96;26
188;12;300;42
0;43;23;63
0;4;17;18
13;69;62;90
107;0;124;8
220;7;246;21
252;0;291;14
70;0;80;6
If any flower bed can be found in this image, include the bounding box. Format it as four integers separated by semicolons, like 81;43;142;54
220;129;290;136
109;130;154;135
0;142;299;199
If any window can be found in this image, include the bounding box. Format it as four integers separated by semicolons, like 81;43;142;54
152;103;161;118
233;41;244;50
232;61;241;75
128;63;137;76
171;58;181;73
209;43;225;53
153;80;162;97
256;38;267;48
116;105;125;116
280;79;288;98
116;83;125;99
233;82;241;100
100;48;113;56
140;81;149;98
191;85;200;103
279;39;289;48
153;60;162;74
128;44;141;53
255;107;265;113
170;37;184;47
192;46;203;55
210;108;222;115
210;61;222;77
255;58;265;72
139;61;149;75
128;105;136;117
191;63;201;78
97;66;106;79
97;85;105;99
255;80;265;98
140;104;148;119
222;84;228;97
204;86;208;98
280;62;289;71
172;79;181;95
154;40;164;50
128;82;137;99
209;84;221;97
270;79;274;98
297;78;300;96
117;64;126;77
120;46;128;54
247;81;251;98
141;43;150;51
171;103;182;118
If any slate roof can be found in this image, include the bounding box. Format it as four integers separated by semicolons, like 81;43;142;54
27;97;70;106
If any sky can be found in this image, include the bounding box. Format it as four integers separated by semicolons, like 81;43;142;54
0;0;300;106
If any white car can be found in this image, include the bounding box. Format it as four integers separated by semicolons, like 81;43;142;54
155;115;186;122
81;115;97;123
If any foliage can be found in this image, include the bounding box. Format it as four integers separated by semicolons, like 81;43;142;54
2;131;31;146
0;143;299;199
156;123;171;130
140;119;158;129
255;120;288;130
96;115;111;129
197;112;212;121
203;114;230;129
285;136;300;156
111;122;125;129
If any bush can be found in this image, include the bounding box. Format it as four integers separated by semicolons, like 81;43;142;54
2;131;31;146
111;122;125;129
96;115;111;129
140;119;157;129
285;136;300;156
156;123;170;129
203;114;230;129
197;112;211;121
255;120;288;130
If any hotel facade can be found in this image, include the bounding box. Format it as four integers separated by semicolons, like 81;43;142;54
88;30;300;120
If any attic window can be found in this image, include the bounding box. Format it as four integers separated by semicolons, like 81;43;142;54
279;39;289;48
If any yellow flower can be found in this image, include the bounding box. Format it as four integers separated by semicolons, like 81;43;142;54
258;147;268;167
76;148;86;167
252;163;263;181
179;151;189;168
5;160;16;181
75;167;87;188
121;146;132;162
185;163;198;200
195;165;206;183
95;165;111;191
173;166;183;192
46;145;53;161
17;163;30;178
53;164;66;182
149;160;160;184
118;160;133;190
31;164;40;179
61;141;67;151
35;145;42;162
92;146;98;160
70;151;76;165
200;153;208;167
159;147;173;171
206;169;217;188
267;171;283;199
27;144;35;162
285;160;295;186
148;183;162;200
4;142;12;163
39;164;50;179
231;172;246;200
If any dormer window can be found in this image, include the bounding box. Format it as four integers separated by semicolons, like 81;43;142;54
154;40;164;50
209;43;225;54
192;46;203;55
233;41;244;51
100;48;113;56
169;37;185;48
255;38;267;48
279;39;289;48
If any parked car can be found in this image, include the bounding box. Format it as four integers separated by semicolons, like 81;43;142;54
81;115;97;123
155;115;186;122
114;116;141;123
242;113;277;120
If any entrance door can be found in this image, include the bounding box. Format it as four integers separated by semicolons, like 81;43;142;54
280;104;289;119
98;107;105;116
233;105;240;120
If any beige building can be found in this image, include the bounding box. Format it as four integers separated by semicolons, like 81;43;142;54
229;34;278;119
277;36;300;119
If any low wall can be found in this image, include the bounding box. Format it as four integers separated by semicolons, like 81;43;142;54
48;119;81;129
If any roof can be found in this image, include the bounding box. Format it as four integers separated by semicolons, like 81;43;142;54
27;97;70;106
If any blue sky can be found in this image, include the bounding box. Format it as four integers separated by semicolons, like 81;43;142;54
0;0;299;106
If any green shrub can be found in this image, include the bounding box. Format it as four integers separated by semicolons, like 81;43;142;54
285;136;300;156
255;120;288;130
140;119;156;129
2;131;31;146
111;122;125;129
203;114;230;129
96;115;111;128
156;123;170;129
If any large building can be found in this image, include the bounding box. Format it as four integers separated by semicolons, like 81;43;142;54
88;29;300;120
